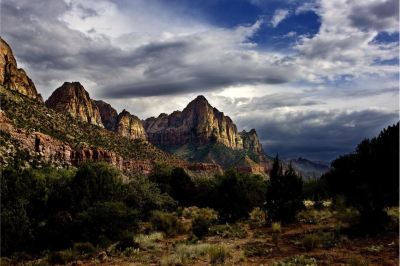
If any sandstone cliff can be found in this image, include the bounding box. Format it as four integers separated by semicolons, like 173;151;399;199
45;82;104;128
0;37;43;103
94;101;148;141
94;100;118;131
0;109;222;177
143;95;264;154
116;110;148;141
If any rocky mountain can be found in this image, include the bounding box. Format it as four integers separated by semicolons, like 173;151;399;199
93;100;148;141
45;82;104;128
116;109;148;141
281;157;330;178
1;86;222;177
0;37;43;103
143;95;264;154
93;100;118;131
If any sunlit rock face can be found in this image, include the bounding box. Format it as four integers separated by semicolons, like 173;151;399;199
0;37;43;103
143;95;264;154
45;82;104;128
94;100;148;141
116;109;148;141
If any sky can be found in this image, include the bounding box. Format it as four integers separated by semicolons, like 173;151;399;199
1;0;399;162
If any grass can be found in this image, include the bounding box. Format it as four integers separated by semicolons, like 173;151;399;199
346;256;370;266
135;232;164;250
269;255;317;266
301;234;321;251
208;245;229;265
161;243;212;265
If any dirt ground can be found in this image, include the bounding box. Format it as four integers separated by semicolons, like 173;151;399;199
75;216;399;266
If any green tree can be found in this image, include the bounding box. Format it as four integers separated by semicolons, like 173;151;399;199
266;155;304;224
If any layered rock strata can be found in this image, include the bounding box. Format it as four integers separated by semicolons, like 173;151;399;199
116;110;148;141
94;100;118;131
143;95;264;154
0;110;221;177
0;37;43;102
45;82;104;128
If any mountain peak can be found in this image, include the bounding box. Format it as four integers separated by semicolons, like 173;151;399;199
45;82;104;128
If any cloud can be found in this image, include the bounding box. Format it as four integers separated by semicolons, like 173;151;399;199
271;9;290;27
234;107;399;161
294;0;399;82
283;31;297;38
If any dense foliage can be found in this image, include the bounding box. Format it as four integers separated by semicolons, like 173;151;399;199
265;155;304;224
150;163;268;222
1;162;175;255
322;122;399;232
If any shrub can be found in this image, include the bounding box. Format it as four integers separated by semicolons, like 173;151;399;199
150;211;185;236
74;242;95;255
116;232;137;251
134;232;164;250
272;222;281;233
301;234;321;251
74;201;139;243
208;245;229;265
192;216;211;239
209;224;247;238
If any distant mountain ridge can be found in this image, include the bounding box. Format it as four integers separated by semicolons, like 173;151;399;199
281;157;330;178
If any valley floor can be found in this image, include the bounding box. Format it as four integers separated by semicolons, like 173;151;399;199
6;213;397;266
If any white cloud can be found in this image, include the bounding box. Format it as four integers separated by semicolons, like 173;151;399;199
271;9;290;27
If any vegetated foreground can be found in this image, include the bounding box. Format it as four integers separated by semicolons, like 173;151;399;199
2;205;399;266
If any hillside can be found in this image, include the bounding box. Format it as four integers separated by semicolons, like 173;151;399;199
0;86;222;177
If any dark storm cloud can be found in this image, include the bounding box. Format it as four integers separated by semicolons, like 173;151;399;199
348;0;399;32
235;108;399;161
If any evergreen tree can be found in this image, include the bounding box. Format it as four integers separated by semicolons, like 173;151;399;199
266;155;304;224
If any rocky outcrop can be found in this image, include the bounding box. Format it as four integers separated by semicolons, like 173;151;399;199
0;37;43;103
0;111;221;177
234;155;268;178
45;82;104;128
143;95;264;154
94;101;148;141
239;129;263;154
94;100;118;131
116;110;148;141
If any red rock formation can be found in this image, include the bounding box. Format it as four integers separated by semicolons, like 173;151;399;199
94;100;118;131
0;111;221;177
143;95;264;154
116;110;148;141
0;37;43;103
45;82;104;128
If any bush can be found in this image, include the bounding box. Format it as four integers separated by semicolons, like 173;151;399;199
301;234;321;251
73;242;95;255
134;232;164;250
208;245;229;265
272;222;281;233
150;211;185;236
116;232;137;251
209;224;247;238
74;201;139;243
192;216;211;239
